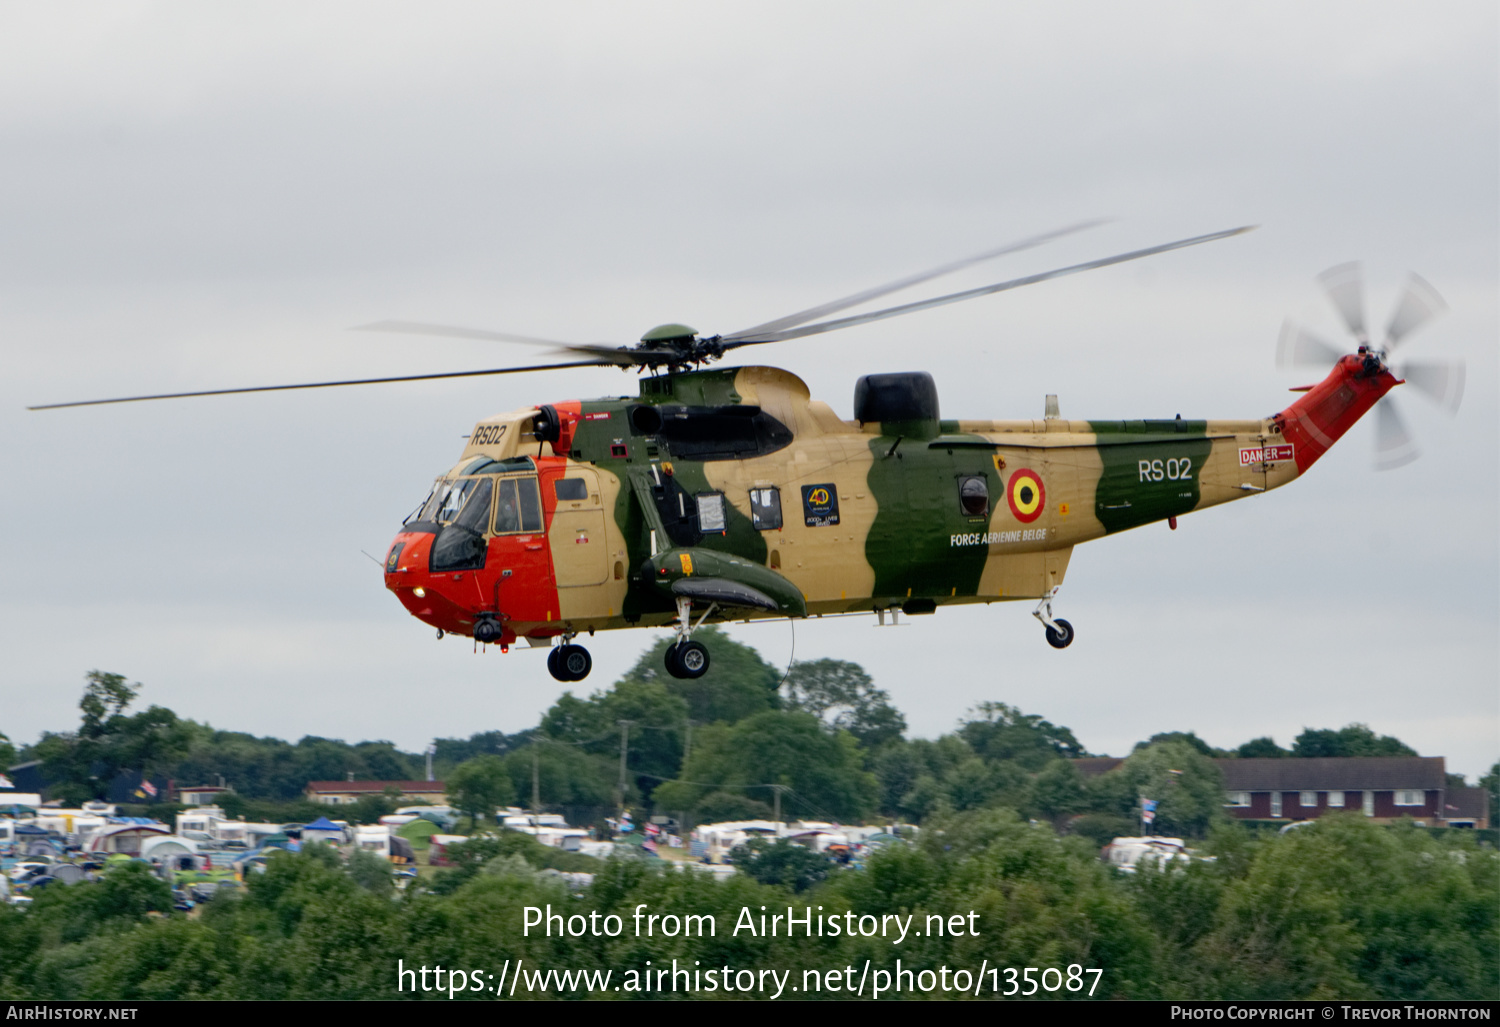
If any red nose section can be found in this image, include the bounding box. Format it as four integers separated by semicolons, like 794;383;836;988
1275;355;1399;472
383;451;573;643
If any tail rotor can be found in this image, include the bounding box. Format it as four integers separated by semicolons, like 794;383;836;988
1278;262;1464;469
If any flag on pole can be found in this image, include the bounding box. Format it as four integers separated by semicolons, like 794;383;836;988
141;780;158;798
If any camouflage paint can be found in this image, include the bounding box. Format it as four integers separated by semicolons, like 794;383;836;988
385;357;1393;647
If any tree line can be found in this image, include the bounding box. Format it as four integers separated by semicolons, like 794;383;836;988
11;633;1499;844
0;808;1493;1000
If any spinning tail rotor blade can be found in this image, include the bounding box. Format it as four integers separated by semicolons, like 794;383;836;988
1317;262;1369;346
726;219;1107;340
1276;319;1344;369
1397;359;1465;414
1382;273;1447;353
1373;399;1420;471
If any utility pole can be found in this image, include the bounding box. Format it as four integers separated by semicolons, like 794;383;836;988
770;784;788;834
617;720;634;812
425;743;435;782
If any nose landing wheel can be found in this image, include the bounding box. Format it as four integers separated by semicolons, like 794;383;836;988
547;642;592;682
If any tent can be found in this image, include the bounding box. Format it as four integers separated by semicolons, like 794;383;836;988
301;817;345;846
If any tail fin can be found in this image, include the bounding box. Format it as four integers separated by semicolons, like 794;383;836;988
1274;355;1400;472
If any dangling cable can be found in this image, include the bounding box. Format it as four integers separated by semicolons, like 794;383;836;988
776;618;797;692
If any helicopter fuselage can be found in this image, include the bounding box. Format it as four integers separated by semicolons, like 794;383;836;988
382;358;1397;651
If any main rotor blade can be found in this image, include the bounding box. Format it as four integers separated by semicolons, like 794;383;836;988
1382;273;1447;353
28;360;617;410
1373;399;1419;471
1317;262;1368;346
719;226;1256;347
724;219;1107;340
1277;319;1345;369
354;320;637;364
1397;358;1465;414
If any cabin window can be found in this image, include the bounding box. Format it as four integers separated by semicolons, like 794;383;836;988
1394;790;1424;807
1225;791;1250;807
1326;791;1344;807
749;487;782;531
1270;793;1283;817
494;477;544;534
1299;791;1317;807
958;475;989;517
555;478;589;502
1362;791;1374;816
696;493;727;533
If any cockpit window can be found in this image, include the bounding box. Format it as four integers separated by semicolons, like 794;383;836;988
438;478;482;522
409;481;446;524
453;478;492;531
493;476;544;534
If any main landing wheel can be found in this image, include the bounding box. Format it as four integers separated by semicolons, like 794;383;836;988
1045;618;1075;650
549;644;592;682
665;640;710;680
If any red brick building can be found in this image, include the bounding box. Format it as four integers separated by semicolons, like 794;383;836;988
1071;756;1489;828
1218;757;1451;824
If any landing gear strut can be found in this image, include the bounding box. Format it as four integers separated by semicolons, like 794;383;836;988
547;634;593;682
664;597;714;679
1032;587;1075;649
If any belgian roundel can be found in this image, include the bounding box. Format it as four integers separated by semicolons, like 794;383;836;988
1006;468;1045;523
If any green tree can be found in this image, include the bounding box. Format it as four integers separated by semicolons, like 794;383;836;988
448;755;517;828
0;732;16;772
35;671;189;803
1200;817;1498;999
500;742;612;808
616;627;780;724
79;670;137;738
1291;724;1417;758
1137;731;1226;758
1481;762;1499;825
654;710;877;823
1028;757;1089;826
540;678;688;801
1235;736;1289;758
1093;740;1226;838
109;704;193;788
959;701;1087;770
872;734;979;821
781;658;906;749
731;837;835;893
346;848;394;895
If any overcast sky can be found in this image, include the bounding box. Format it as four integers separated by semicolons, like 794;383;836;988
3;3;1495;779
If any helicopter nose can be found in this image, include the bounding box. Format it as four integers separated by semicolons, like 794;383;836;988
384;532;444;618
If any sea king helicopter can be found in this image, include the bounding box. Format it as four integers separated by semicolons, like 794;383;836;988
32;224;1464;683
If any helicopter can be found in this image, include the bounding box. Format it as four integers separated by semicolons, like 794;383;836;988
31;224;1464;684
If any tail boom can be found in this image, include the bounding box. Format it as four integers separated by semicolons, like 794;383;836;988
1273;355;1400;472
